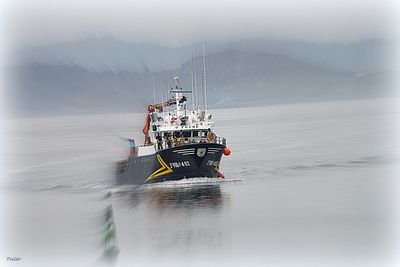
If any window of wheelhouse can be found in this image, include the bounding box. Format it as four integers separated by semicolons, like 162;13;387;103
182;131;191;138
193;130;205;137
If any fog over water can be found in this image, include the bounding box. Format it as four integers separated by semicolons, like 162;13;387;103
2;98;399;266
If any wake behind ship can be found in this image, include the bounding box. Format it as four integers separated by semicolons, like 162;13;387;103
116;77;230;184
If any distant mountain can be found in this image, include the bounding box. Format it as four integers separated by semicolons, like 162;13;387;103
11;38;393;73
7;50;393;117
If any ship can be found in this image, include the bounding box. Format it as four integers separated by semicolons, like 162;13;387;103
116;76;230;184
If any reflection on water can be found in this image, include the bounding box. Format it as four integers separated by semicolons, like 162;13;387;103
115;183;225;211
110;182;229;260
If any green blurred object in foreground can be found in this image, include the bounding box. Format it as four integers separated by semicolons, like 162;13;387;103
100;192;120;265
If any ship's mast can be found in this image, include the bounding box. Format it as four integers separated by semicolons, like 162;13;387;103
194;54;198;110
152;76;156;105
202;41;208;119
191;57;194;110
174;76;180;116
160;55;165;122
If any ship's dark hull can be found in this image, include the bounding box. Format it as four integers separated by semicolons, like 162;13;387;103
116;143;225;184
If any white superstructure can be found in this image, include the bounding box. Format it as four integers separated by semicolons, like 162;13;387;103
148;77;215;146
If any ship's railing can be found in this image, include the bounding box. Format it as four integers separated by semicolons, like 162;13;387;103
135;144;154;148
214;136;226;146
128;138;228;156
153;136;226;151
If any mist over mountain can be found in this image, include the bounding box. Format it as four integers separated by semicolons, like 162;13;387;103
12;38;392;73
7;38;394;118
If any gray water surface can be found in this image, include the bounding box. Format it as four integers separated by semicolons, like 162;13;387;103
2;98;399;266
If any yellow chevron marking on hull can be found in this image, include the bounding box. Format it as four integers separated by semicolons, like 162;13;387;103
145;154;173;182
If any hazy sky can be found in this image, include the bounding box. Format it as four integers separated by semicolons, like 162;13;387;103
5;0;398;48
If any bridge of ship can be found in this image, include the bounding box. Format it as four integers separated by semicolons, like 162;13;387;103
153;125;226;148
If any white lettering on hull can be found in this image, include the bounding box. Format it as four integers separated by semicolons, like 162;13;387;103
169;161;191;169
206;160;219;166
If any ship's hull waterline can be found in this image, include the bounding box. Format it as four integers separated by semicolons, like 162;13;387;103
116;143;225;184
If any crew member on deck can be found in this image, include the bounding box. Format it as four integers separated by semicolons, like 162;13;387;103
179;130;184;145
207;128;216;143
167;132;173;148
173;132;179;147
175;130;183;146
156;134;163;150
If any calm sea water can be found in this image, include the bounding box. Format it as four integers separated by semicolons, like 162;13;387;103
1;98;399;266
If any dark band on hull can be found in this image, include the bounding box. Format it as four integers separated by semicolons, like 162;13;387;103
116;143;225;184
